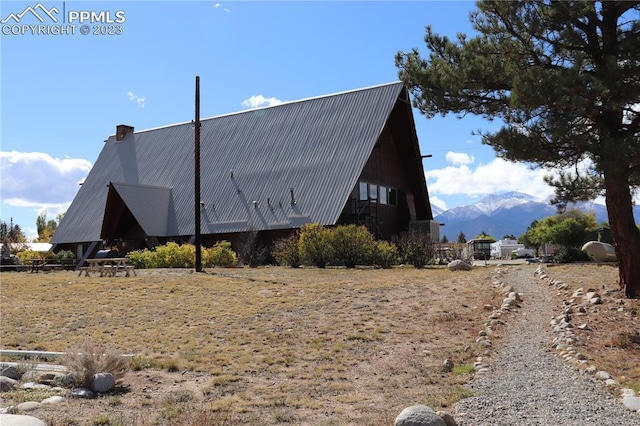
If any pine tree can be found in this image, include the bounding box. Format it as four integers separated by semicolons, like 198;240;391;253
397;1;640;298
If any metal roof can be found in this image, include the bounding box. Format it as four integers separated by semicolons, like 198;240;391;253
52;82;415;244
108;183;174;236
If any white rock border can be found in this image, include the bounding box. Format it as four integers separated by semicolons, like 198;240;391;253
471;266;524;374
533;264;640;414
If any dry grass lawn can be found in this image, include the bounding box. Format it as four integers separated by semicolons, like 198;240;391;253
0;264;638;425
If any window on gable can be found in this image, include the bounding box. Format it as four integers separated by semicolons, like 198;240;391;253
359;182;368;201
389;188;398;206
379;186;388;204
369;184;378;201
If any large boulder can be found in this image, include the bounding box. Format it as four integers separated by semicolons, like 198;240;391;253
395;405;447;426
447;260;473;272
0;414;47;426
581;241;616;262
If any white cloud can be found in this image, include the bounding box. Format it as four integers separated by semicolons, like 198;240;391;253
445;151;474;166
0;151;91;215
241;95;283;109
429;196;447;212
214;3;230;13
127;91;145;108
425;157;556;201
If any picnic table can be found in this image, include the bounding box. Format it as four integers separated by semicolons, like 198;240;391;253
78;258;136;277
29;258;48;273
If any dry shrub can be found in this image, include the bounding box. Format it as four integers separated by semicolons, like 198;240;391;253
62;340;129;388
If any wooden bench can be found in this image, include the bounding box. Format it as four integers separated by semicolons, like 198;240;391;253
0;264;28;272
124;265;137;277
78;258;136;277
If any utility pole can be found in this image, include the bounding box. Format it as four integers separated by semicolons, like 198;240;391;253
194;76;203;272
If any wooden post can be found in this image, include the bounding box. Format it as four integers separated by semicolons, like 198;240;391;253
194;76;202;272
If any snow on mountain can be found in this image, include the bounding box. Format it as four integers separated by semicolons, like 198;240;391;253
431;192;635;241
431;205;445;217
473;191;539;215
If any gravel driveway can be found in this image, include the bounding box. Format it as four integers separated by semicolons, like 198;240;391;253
453;267;640;426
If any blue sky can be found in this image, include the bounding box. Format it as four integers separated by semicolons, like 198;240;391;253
1;0;560;239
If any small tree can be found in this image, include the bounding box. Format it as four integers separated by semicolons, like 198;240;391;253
525;210;597;262
456;231;467;244
518;220;544;256
36;210;58;242
0;219;26;243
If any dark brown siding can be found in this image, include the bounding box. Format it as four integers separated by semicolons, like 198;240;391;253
337;94;432;240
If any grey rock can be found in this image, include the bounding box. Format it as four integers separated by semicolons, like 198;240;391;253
502;296;519;307
37;372;65;386
1;366;22;380
0;414;47;426
622;395;640;412
447;260;473;272
62;372;78;387
92;372;115;393
70;387;95;399
436;411;457;426
19;383;50;390
395;405;446;426
41;396;65;405
0;376;17;392
16;401;41;412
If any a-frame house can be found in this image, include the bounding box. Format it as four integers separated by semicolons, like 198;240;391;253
51;82;439;259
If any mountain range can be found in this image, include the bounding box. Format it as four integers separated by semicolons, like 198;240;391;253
432;191;640;241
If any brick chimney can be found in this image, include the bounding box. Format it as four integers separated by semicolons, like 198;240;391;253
116;124;134;142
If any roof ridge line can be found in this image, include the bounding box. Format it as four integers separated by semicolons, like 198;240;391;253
108;81;403;137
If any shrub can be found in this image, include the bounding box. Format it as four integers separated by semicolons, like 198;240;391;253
126;248;157;269
127;242;237;269
329;224;376;268
155;242;195;268
398;230;435;268
298;223;333;268
15;249;56;264
55;250;76;262
374;240;399;269
204;241;237;267
552;246;593;263
62;340;128;389
236;230;269;267
272;235;301;267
